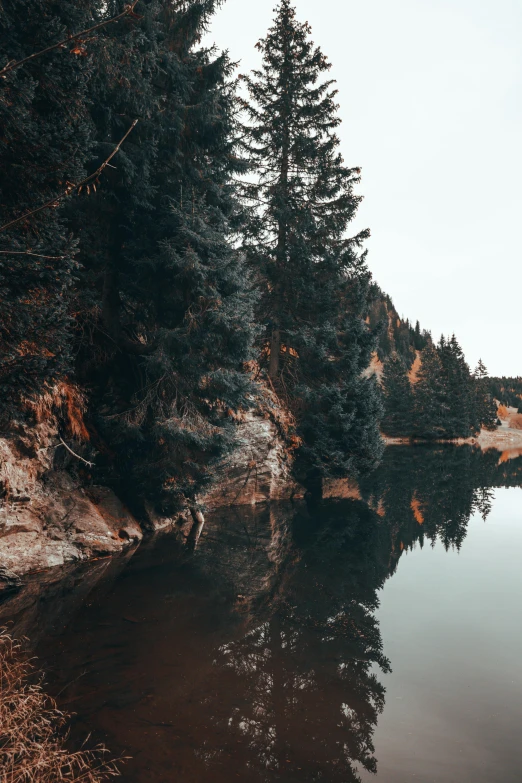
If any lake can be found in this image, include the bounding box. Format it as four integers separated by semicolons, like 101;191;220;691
2;445;522;782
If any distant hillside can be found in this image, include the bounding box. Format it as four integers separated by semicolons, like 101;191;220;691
486;377;522;410
366;284;432;372
366;286;498;439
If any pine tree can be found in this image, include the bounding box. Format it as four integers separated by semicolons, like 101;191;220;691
70;1;258;514
437;335;476;437
240;0;383;486
414;320;422;349
413;342;448;438
381;353;414;437
473;359;497;430
0;0;94;421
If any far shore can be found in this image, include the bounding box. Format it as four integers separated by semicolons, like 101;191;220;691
384;426;522;452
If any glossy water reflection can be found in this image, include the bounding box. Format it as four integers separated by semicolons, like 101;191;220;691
2;445;522;782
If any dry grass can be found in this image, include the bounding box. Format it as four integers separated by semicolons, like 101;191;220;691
24;381;90;442
0;629;120;783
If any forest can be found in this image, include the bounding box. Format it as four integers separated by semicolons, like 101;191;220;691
0;0;498;518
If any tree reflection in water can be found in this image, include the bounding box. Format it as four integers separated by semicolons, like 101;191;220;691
206;501;390;781
4;446;522;783
196;446;522;782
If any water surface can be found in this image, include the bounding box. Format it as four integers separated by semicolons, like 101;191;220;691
2;446;522;782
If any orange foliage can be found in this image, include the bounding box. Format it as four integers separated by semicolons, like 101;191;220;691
17;341;55;358
499;448;522;464
498;404;509;420
411;494;424;525
508;413;522;430
26;381;90;441
281;344;299;358
408;351;422;385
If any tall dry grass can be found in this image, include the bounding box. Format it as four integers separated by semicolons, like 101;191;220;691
0;629;120;783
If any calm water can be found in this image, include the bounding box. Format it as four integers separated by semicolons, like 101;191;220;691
2;446;522;783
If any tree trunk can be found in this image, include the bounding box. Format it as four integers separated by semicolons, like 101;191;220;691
102;266;121;343
269;40;292;382
269;327;281;380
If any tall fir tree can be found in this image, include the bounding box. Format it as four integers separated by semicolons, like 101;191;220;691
240;0;383;487
381;353;414;437
0;0;95;421
437;334;476;437
413;342;448;438
473;359;497;430
414;320;422;349
69;0;258;515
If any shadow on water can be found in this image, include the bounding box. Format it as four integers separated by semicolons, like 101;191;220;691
2;445;522;782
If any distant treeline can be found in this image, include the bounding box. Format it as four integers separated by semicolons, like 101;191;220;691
367;285;432;367
487;377;522;411
381;339;497;439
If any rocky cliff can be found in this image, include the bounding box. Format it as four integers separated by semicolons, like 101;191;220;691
0;435;142;583
200;412;304;509
0;412;304;581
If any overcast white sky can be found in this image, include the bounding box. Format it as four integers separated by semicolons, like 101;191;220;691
204;0;522;377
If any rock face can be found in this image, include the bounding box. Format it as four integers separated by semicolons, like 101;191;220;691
0;411;303;580
0;437;142;579
200;412;305;509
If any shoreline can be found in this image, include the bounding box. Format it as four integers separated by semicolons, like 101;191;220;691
384;427;522;452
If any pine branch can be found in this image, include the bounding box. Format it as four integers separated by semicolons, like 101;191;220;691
0;1;141;78
0;120;138;234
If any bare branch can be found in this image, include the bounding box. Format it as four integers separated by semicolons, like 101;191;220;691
0;251;65;259
0;1;140;78
57;438;94;468
0;120;138;234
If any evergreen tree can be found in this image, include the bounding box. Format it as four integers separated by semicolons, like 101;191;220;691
0;0;94;420
473;359;497;430
414;320;422;349
381;353;413;437
240;0;383;486
70;1;257;514
413;342;448;438
437;334;476;437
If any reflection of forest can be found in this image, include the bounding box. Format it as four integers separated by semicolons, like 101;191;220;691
194;446;522;782
360;445;522;560
4;447;522;783
200;501;391;782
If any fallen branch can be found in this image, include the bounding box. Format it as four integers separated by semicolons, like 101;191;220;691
58;438;94;468
187;508;205;550
0;120;138;234
0;1;140;78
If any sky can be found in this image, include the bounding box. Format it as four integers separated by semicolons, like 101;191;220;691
203;0;522;377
